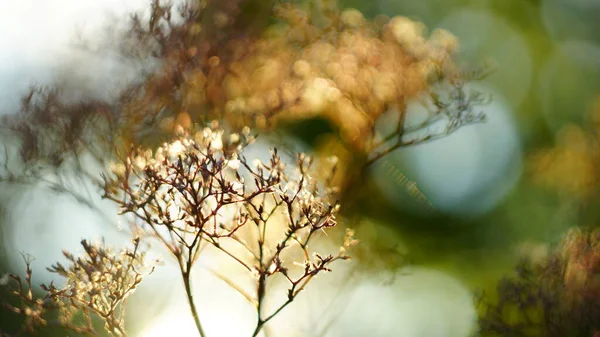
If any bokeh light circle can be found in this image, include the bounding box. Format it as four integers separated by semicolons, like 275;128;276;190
373;84;522;217
541;0;600;44
538;40;600;134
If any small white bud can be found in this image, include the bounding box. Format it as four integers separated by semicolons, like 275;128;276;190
231;181;244;193
228;159;241;170
168;140;185;157
210;137;223;150
133;156;146;170
109;162;126;177
229;133;240;143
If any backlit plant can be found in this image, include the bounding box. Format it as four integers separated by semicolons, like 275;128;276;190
0;0;488;336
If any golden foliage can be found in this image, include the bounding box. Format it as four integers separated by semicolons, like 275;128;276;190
122;1;462;154
529;95;600;200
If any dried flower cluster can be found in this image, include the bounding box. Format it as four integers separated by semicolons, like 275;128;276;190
1;239;152;337
101;123;355;336
125;0;485;157
478;227;600;337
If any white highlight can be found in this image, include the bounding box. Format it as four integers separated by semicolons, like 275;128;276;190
374;84;522;216
0;0;158;114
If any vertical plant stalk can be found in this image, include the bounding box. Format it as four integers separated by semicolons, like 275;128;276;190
176;237;206;337
182;269;206;337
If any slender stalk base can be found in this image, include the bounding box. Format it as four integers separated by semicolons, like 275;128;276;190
183;272;206;337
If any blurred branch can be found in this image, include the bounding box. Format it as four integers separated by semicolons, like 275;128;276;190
366;82;489;167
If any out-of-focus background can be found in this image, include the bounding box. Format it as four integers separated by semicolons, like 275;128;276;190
2;0;600;336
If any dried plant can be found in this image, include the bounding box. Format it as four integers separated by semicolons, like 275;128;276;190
119;0;489;160
1;123;355;336
477;227;600;337
101;123;355;336
1;239;153;337
0;1;490;336
107;0;489;206
0;0;489;194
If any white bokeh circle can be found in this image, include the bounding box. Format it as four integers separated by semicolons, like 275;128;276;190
373;84;522;216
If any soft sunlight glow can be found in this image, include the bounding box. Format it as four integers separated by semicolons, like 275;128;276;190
126;245;261;337
140;310;200;337
258;261;477;337
0;0;157;114
321;267;477;337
